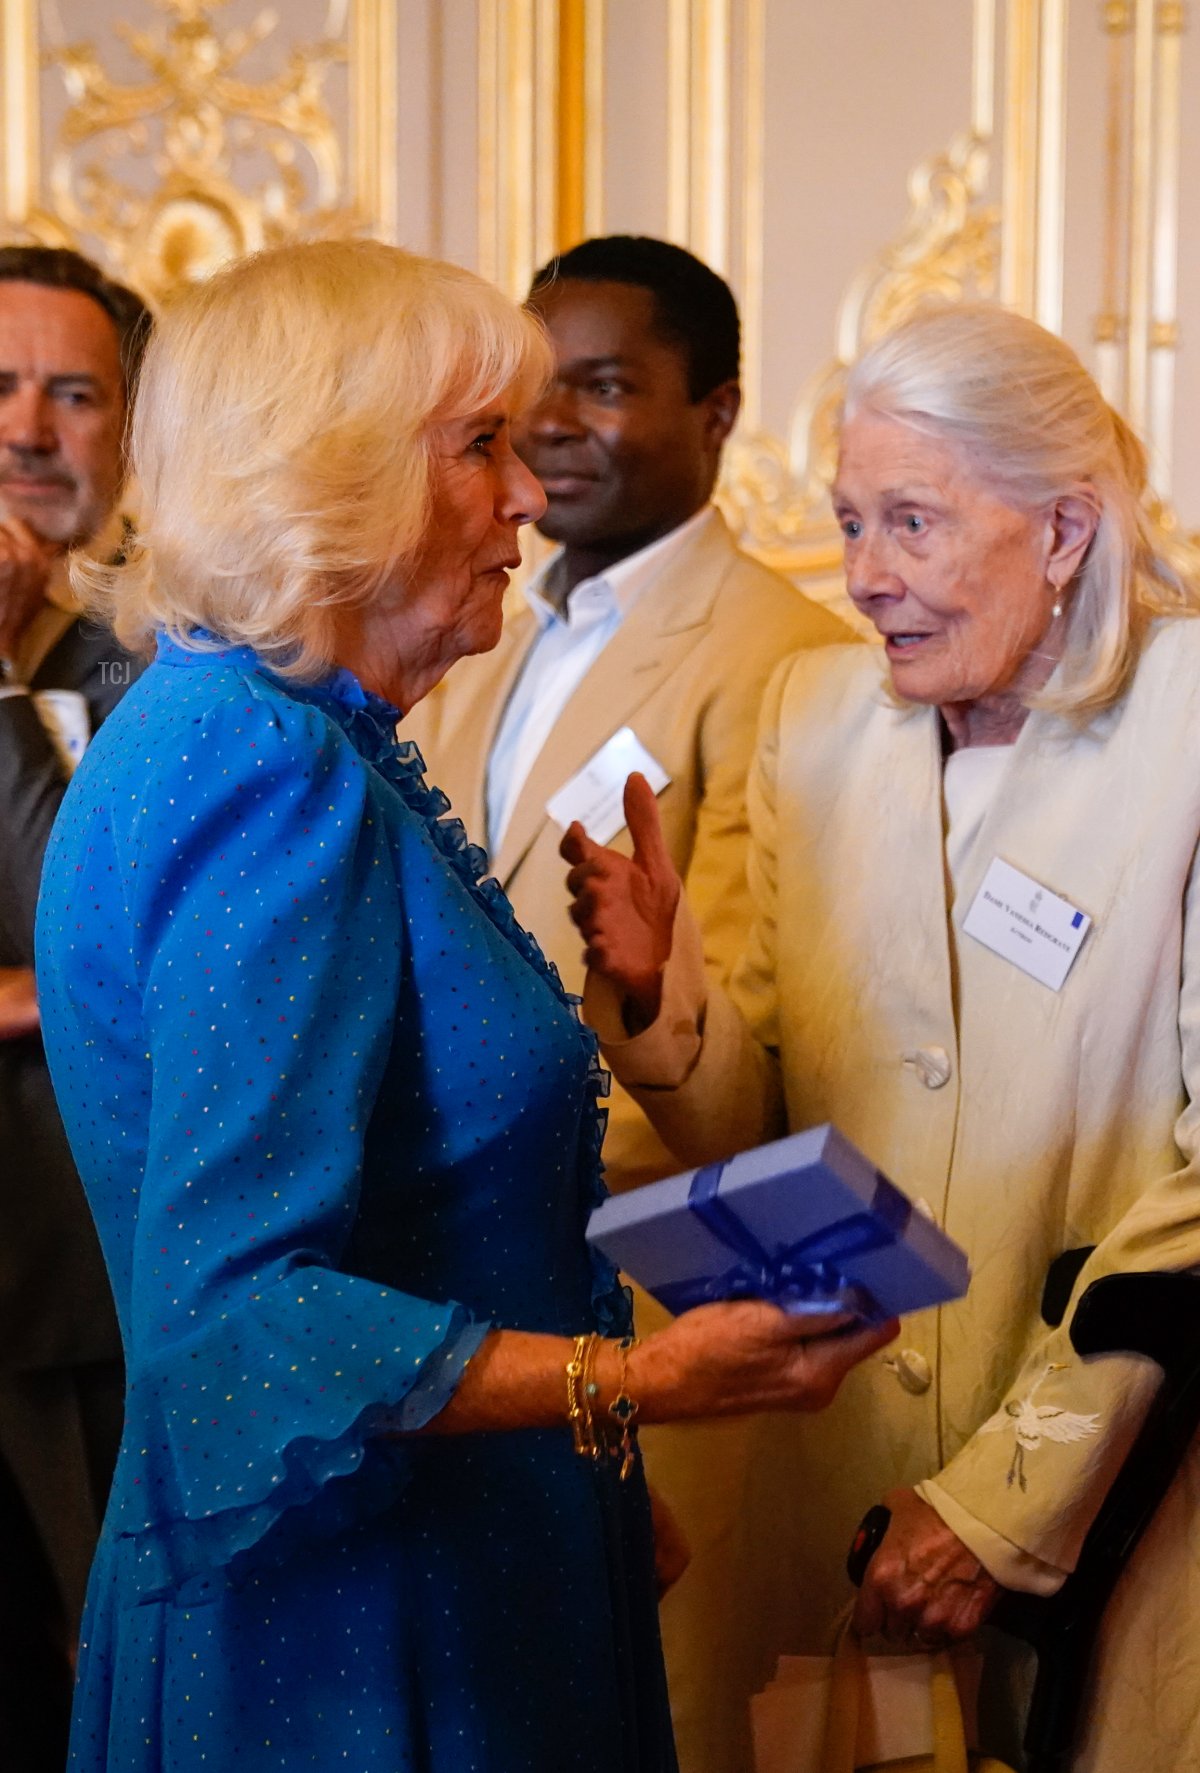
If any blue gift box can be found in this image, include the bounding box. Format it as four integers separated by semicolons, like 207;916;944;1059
586;1124;970;1321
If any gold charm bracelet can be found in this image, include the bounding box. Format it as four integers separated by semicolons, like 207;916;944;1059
565;1331;641;1480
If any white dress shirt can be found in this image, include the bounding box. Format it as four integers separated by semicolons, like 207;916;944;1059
485;505;715;851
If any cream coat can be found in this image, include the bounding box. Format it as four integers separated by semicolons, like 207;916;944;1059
406;511;852;1773
592;623;1200;1773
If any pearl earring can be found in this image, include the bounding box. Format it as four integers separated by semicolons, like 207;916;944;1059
1051;596;1063;620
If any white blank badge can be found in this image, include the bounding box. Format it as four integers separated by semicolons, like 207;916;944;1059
962;856;1092;991
545;726;670;846
33;688;90;775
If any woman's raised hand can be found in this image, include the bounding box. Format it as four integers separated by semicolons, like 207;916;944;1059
634;1299;899;1422
560;772;682;1024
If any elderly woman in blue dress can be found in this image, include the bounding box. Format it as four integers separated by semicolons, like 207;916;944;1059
32;240;892;1773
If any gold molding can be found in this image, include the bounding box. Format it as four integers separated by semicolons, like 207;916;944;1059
719;0;1192;590
583;0;604;237
350;0;398;243
666;0;732;273
999;0;1068;327
476;0;500;283
1117;0;1187;492
478;0;603;297
1147;0;1185;491
478;0;534;294
718;130;998;607
719;0;1002;613
1;0;38;226
972;0;998;136
554;0;605;253
1035;0;1068;332
535;0;559;271
1095;0;1132;402
478;0;568;298
1126;0;1157;436
556;0;605;249
666;0;690;247
1000;0;1039;310
1;1;400;295
738;0;766;430
557;0;587;250
665;1;764;423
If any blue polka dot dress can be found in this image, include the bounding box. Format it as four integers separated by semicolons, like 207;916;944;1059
35;635;677;1773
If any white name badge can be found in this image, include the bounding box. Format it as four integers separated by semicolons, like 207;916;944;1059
33;688;90;776
962;857;1092;991
545;726;670;846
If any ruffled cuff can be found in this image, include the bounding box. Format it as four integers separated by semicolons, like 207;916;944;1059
113;1288;489;1607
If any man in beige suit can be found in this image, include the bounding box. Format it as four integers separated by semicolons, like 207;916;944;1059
407;235;847;1773
408;235;848;1185
405;235;850;1773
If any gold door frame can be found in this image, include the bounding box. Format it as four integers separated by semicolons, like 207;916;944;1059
476;0;605;299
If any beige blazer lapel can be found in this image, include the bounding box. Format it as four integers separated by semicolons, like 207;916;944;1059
492;514;737;886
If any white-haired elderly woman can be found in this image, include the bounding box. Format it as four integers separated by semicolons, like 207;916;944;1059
565;301;1200;1771
31;240;891;1773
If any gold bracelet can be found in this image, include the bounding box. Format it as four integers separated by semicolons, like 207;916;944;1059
566;1332;593;1458
567;1331;607;1461
568;1332;641;1479
607;1334;641;1481
582;1331;605;1461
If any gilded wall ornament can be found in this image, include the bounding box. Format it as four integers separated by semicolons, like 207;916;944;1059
38;0;354;300
717;131;999;589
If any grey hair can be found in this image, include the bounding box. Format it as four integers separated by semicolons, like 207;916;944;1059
843;301;1200;716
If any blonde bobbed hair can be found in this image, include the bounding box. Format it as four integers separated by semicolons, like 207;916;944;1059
843;301;1200;716
79;239;552;679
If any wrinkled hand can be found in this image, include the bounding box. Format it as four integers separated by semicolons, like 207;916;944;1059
638;1299;898;1422
0;518;56;657
853;1487;1001;1646
560;772;681;1024
648;1486;691;1599
0;967;39;1040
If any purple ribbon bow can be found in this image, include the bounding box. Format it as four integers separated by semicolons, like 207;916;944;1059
654;1158;910;1321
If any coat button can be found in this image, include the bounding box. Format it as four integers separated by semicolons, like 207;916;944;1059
885;1349;933;1394
904;1046;952;1089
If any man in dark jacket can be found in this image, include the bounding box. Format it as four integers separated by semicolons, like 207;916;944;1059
0;245;148;1771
